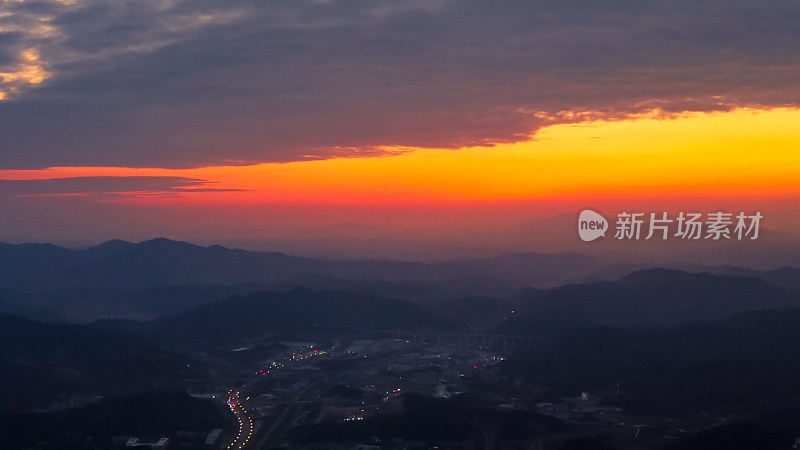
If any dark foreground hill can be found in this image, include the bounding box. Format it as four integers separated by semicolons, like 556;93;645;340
0;392;228;450
0;313;199;413
136;288;465;346
289;393;562;445
667;406;800;450
496;269;800;335
424;296;516;329
503;309;800;415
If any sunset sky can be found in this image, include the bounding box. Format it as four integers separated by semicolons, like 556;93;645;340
1;0;799;259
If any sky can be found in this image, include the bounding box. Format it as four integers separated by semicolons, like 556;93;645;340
1;0;799;261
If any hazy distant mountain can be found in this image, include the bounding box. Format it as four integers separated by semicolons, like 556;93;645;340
5;238;797;327
496;269;800;334
140;288;465;346
581;263;800;292
580;261;721;283
0;313;198;413
0;239;608;322
758;267;800;290
0;238;323;290
0;238;603;291
1;284;267;323
425;252;601;288
267;274;519;304
504;309;800;415
720;266;800;291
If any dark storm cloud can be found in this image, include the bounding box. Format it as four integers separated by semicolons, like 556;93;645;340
1;0;799;168
0;176;245;198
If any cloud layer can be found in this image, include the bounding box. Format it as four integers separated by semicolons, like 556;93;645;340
1;0;799;168
0;176;243;199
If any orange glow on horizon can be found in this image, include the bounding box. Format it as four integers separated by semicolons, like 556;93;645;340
2;107;799;207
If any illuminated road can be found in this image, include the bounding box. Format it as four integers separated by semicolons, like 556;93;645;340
226;390;255;449
220;346;328;449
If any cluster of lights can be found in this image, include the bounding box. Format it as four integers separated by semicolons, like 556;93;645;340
382;388;402;402
226;391;254;449
255;348;327;376
345;408;369;422
290;348;326;361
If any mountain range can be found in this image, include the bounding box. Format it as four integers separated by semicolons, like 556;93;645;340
1;238;798;332
0;238;602;322
102;288;465;347
496;269;800;334
0;238;602;291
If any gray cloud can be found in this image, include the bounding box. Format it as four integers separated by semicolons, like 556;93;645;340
1;0;799;168
0;176;245;198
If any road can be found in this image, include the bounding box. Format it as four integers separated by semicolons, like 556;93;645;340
224;346;326;449
225;390;255;449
